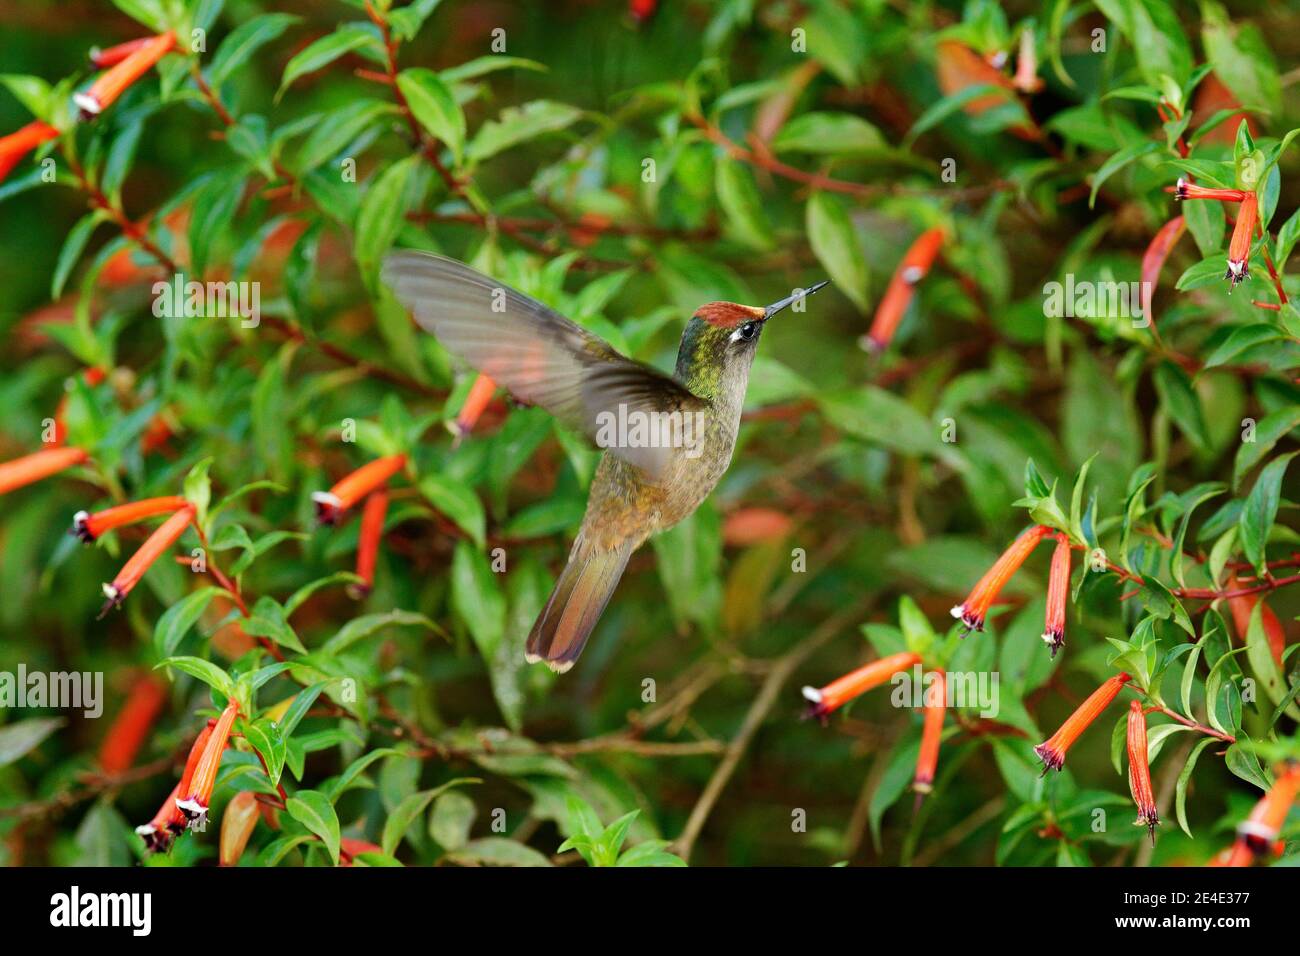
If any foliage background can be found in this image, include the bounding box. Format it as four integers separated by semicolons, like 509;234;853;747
0;0;1297;867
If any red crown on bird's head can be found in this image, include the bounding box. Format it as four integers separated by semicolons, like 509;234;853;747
694;301;765;328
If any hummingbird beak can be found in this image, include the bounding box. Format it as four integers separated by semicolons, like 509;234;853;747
762;279;831;320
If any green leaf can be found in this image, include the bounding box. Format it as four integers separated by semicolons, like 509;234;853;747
771;112;885;155
286;790;341;865
396;68;466;163
153;586;219;657
1090;140;1160;209
1236;405;1300;489
243;596;309;655
294;99;397;175
450;540;506;660
467;100;581;164
818;386;945;458
355;154;419;290
0;717;64;767
382;779;479;855
1245;601;1296;720
1153;361;1208;450
806;192;868;312
1175;737;1216;837
279;24;381;98
1238;452;1297;575
208;13;301;89
439;56;547;84
1204;324;1286;370
52;213;102;300
715;158;772;250
155;656;236;697
418;474;486;547
321;609;439;655
242;718;287;787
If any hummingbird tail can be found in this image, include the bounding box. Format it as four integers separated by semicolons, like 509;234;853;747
525;543;632;673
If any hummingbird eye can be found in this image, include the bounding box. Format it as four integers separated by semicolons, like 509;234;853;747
733;321;759;343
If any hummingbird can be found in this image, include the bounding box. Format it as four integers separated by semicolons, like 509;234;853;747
383;252;829;672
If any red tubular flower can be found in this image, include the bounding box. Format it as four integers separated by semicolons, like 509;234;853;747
176;699;240;830
722;507;793;546
1227;578;1286;665
1140;215;1186;323
219;791;261;866
98;674;168;773
349;488;389;599
913;669;946;798
136;718;214;852
0;120;59;184
1042;533;1070;657
1236;761;1300;854
451;373;497;442
1225;192;1256;288
802;651;921;722
1034;673;1131;772
1172;178;1249;202
1012;27;1042;93
0;446;89;496
864;227;946;352
135;783;184;853
73;495;188;543
1126;700;1158;844
313;454;407;525
74;31;175;118
340;837;383;865
90;36;170;68
950;524;1050;634
98;504;195;618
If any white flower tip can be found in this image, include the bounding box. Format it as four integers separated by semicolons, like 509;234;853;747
801;686;822;704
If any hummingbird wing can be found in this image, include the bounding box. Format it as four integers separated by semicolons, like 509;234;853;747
383;251;704;480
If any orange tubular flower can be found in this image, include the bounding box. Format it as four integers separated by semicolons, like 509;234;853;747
350;488;389;599
864;227;946;352
220;791;261;866
176;700;240;830
313;453;407;525
1012;27;1042;93
136;718;214;852
98;504;195;618
0;445;88;496
90;36;169;68
913;670;947;798
0;120;59;184
74;31;175;118
1209;839;1256;867
802;651;922;722
452;373;497;442
73;495;188;543
951;524;1050;634
1236;761;1300;854
1042;534;1071;657
1225;192;1257;288
1172;178;1249;202
1126;701;1158;844
1034;673;1131;772
98;674;168;773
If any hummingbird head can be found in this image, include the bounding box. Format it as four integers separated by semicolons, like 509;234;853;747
675;281;830;399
